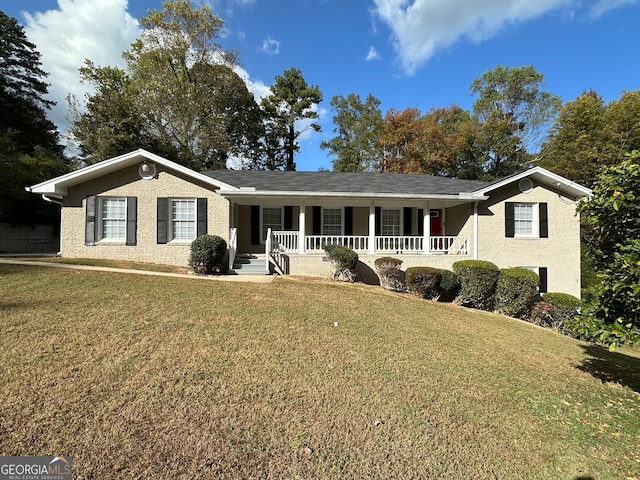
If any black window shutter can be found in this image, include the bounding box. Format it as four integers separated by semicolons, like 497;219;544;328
126;197;137;246
375;207;381;236
312;206;321;235
538;267;548;293
85;195;96;246
157;198;168;244
505;202;515;238
344;207;353;236
539;203;548;238
250;205;260;245
284;206;293;230
417;208;424;236
403;207;412;235
197;198;208;237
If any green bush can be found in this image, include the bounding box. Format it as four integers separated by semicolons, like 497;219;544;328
495;267;540;318
324;244;358;282
438;269;460;302
453;260;499;310
529;292;582;334
189;234;227;274
374;257;406;292
406;267;441;299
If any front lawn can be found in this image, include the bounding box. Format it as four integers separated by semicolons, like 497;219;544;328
0;264;638;479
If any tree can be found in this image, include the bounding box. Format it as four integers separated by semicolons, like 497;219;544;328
471;65;561;178
540;89;640;187
69;62;172;162
538;90;608;185
377;107;425;173
377;106;479;176
260;67;322;171
0;11;66;224
320;93;382;172
576;151;640;348
70;0;262;170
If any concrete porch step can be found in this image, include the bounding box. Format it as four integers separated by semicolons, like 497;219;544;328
232;254;269;275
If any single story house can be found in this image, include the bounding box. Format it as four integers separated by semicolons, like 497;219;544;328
27;149;592;297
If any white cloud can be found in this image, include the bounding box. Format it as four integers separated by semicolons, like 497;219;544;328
371;0;607;75
589;0;638;17
366;46;381;61
23;0;139;132
259;36;280;55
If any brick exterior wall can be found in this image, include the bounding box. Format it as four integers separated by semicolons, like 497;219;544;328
60;164;229;266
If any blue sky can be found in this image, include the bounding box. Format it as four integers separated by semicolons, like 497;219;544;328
3;0;640;171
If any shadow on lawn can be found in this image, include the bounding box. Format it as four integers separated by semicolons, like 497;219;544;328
577;344;640;393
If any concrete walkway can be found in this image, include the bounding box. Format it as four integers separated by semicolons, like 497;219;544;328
0;258;276;283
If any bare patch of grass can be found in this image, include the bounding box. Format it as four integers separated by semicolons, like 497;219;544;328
0;264;639;479
9;257;190;274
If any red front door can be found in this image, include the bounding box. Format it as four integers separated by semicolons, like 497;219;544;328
430;209;443;236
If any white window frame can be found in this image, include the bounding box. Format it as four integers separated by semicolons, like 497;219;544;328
513;203;538;238
381;208;401;236
261;207;283;243
322;207;343;235
98;197;127;242
170;198;197;242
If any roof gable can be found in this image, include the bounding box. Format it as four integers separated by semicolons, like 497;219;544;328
471;166;592;199
27;149;238;198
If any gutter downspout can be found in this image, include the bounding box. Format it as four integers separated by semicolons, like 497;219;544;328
42;193;63;255
473;201;479;260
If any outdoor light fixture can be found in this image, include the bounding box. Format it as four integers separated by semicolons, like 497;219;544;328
139;161;156;179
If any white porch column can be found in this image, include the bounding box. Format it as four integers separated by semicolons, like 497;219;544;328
368;202;376;254
298;204;306;254
422;202;431;254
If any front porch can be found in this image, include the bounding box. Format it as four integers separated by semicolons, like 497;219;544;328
270;232;469;255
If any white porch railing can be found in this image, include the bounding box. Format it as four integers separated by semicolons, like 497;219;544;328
430;236;468;255
228;227;237;270
305;235;370;252
272;231;299;252
375;236;424;253
269;232;468;255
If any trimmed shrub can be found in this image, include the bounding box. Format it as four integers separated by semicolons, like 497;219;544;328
324;244;358;282
530;292;582;334
495;267;540;318
438;269;460;302
453;260;499;310
406;267;441;299
374;257;406;292
189;234;227;274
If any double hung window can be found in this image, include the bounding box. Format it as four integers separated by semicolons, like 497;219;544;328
381;209;401;236
99;197;127;241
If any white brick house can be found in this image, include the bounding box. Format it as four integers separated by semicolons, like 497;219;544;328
28;149;591;297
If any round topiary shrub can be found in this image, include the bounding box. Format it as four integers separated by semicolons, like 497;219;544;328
189;234;227;275
374;257;406;292
530;292;582;334
495;267;540;318
453;260;499;311
438;269;460;302
324;244;358;282
406;267;441;299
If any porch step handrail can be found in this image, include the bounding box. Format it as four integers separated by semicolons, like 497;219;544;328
265;228;272;274
228;227;237;270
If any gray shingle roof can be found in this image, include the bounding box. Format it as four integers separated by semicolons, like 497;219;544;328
205;170;490;195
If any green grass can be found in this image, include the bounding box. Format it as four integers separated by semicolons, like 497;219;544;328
1;264;639;479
